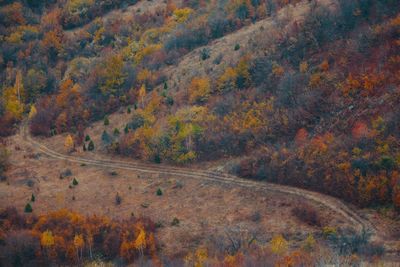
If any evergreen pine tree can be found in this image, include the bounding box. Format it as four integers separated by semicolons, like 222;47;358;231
156;188;163;196
104;116;109;126
24;203;33;213
88;141;95;151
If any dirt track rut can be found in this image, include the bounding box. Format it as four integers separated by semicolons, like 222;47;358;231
21;124;400;256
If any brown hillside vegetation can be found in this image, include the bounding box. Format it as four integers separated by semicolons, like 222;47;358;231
1;126;399;265
1;0;400;265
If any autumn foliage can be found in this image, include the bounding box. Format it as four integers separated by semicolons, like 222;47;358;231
0;208;157;265
1;0;400;212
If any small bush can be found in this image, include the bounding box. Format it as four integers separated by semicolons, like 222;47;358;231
234;43;240;50
24;203;32;213
213;54;223;65
26;179;35;188
173;181;184;189
72;178;79;186
115;193;122;205
102;131;111;145
322;226;337;239
303;234;316;252
200;48;210;60
292;204;322;227
166;96;174;106
250;211;261;222
59;169;72;179
171;217;180;226
113;128;120;136
31;194;35;202
85;135;91;142
127;107;131;114
129;113;145;131
156;188;163;196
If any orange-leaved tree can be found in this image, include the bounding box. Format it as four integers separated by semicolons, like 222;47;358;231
188;77;210;104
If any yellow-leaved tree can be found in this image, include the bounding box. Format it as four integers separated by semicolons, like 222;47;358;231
173;8;193;23
64;134;74;152
185;247;208;267
41;230;55;247
217;67;237;92
188;77;210;104
41;230;55;260
165;106;212;163
138;84;146;109
270;234;288;255
302;234;316;252
73;234;84;261
194;247;208;267
100;54;126;96
3;70;25;119
28;105;37;120
134;226;147;256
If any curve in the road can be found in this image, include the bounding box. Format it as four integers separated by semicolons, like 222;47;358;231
26;123;400;256
21;124;376;233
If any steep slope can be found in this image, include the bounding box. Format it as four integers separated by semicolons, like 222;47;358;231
163;0;318;92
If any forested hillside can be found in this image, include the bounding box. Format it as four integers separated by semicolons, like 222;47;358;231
1;0;400;212
2;0;400;265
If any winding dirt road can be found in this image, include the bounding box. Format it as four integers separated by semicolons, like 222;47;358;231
21;123;400;256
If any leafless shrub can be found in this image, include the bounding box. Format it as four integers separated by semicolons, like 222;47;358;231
292;203;323;227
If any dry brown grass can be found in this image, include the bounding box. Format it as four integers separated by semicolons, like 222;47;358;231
1;132;349;258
